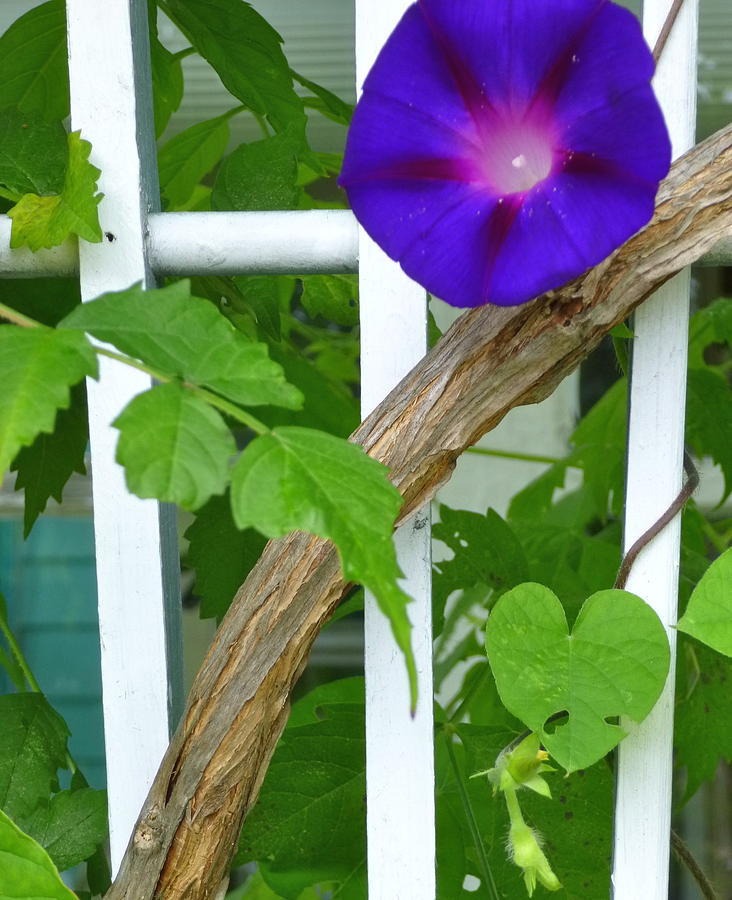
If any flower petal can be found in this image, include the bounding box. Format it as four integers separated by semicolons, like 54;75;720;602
560;85;671;185
398;190;513;307
360;4;478;138
418;0;607;113
486;171;656;306
340;90;481;186
340;0;668;309
550;3;657;127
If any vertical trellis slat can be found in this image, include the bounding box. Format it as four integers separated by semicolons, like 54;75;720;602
355;4;436;898
65;0;183;873
612;0;699;896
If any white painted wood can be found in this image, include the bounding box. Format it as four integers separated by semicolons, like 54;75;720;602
611;1;699;897
66;0;182;874
147;210;358;275
355;4;436;899
0;217;77;277
2;210;731;278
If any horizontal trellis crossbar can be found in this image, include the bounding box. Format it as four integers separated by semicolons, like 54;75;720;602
0;211;358;277
1;210;730;278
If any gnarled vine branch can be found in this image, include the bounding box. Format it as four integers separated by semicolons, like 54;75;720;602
107;122;732;899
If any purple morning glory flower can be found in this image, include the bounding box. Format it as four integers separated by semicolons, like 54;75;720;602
339;0;671;308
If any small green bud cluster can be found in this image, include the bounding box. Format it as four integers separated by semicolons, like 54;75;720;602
473;733;561;896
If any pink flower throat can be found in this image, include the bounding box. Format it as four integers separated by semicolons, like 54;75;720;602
480;117;556;195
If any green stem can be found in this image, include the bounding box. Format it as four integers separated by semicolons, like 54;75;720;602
0;300;42;328
0;617;42;693
699;516;729;555
98;349;268;433
95;346;171;383
465;446;570;467
447;662;490;723
0;615;77;775
171;46;196;61
0;309;270;435
252;111;272;139
503;786;525;827
193;385;269;435
443;730;500;900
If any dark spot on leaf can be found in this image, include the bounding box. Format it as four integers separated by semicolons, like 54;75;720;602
559;795;567;804
564;811;574;820
704;703;710;714
314;705;326;720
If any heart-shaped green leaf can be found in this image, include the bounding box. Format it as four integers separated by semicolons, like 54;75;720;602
485;584;670;772
677;548;732;656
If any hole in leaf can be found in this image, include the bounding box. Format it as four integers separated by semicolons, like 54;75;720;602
463;875;481;892
543;710;569;734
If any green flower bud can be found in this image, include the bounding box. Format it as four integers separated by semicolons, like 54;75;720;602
508;821;562;897
473;733;553;798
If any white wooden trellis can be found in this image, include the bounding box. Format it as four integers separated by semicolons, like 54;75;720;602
0;0;724;895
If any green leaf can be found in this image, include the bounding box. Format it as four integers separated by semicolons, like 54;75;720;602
688;296;732;370
675;640;732;801
570;377;627;519
677;548;732;655
512;517;621;624
508;462;569;523
485;584;670;772
114;382;236;510
162;0;306;139
24;788;107;872
0;325;97;483
609;322;634;339
230;426;416;705
237;679;366;899
61;280;302;410
0;808;76;900
257;343;359;438
227;871;318;899
8;130;103;250
185;492;267;621
686;368;732;502
0;693;69;821
433;506;530;611
11;382;88;537
0;277;80;327
300;275;359;327
85;841;112;896
149;12;183;138
291;70;353;126
0;0;69;121
212;129;301;212
234;276;282;342
0;594;26;691
159;113;232;209
0;108;66;199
